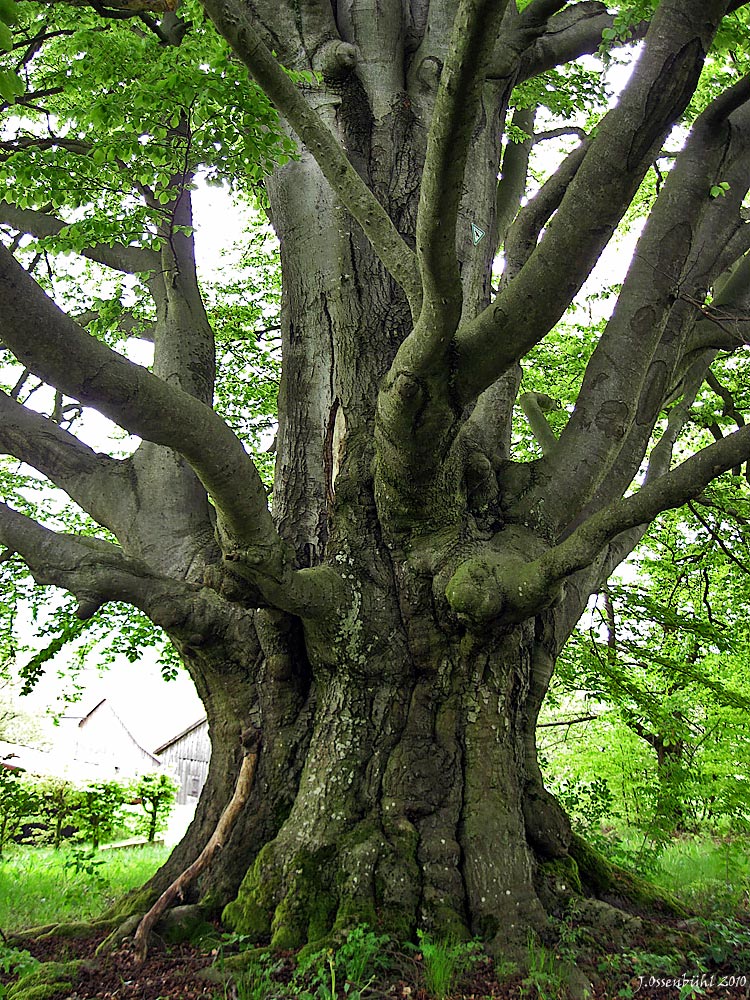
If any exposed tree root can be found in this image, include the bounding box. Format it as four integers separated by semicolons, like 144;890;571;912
568;833;687;917
5;918;116;949
131;731;260;964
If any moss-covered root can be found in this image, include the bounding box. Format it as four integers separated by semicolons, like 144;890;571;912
96;913;143;955
6;960;83;1000
569;833;687;917
223;824;425;951
96;904;214;956
6;919;113;948
44;920;114;943
102;886;158;925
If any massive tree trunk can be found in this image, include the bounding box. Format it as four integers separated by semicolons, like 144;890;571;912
149;560;575;955
189;63;564;951
3;0;750;964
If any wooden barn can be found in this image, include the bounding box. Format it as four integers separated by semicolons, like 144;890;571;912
154;718;210;804
71;699;162;778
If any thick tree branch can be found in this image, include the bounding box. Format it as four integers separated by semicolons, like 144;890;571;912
0;136;90;156
0;202;158;274
200;0;422;315
0;502;182;620
446;424;750;627
501;137;588;281
546;76;750;520
496;106;535;251
520;391;560;456
684;250;750;353
453;0;730;407
414;0;510;343
0;244;340;616
0;390;135;533
515;2;647;83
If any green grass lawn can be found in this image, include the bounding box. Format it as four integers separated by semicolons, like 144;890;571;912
0;844;170;932
653;835;750;916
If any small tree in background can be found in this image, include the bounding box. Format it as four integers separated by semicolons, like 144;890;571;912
133;773;178;843
0;767;38;857
35;777;79;849
72;781;126;850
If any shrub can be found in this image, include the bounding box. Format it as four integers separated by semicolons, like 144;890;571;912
0;768;38;857
132;772;178;842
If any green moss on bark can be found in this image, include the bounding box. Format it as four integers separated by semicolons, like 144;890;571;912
270;848;337;949
37;919;114;941
223;844;339;949
223;842;281;941
538;854;583;896
7;961;82;1000
104;887;157;923
570;834;686;916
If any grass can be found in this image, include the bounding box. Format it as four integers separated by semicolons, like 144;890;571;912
414;930;481;1000
520;934;567;1000
651;836;750;916
0;843;170;932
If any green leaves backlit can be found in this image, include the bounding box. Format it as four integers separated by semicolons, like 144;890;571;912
0;0;22;103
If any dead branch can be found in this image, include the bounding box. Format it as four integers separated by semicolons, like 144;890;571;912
131;732;260;964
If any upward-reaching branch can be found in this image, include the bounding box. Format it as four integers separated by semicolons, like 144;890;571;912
495;106;535;252
546;77;750;522
414;0;510;340
0;243;275;557
453;0;731;407
200;0;422;315
0;244;343;616
515;1;647;82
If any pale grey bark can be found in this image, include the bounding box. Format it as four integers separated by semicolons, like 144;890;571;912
0;202;158;273
495;106;535;252
455;0;731;405
501;137;588;281
413;0;509;333
0;390;134;533
515;1;646;82
0;241;343;615
547;84;750;525
201;0;422;313
0;501;189;621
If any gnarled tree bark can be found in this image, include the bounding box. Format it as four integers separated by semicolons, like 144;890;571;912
2;0;750;963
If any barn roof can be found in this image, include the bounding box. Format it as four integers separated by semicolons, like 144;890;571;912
153;717;207;756
76;698;162;766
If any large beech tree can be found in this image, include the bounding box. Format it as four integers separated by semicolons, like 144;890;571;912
3;0;750;956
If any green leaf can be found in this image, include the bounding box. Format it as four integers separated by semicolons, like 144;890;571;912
0;0;17;25
0;20;12;52
0;68;22;102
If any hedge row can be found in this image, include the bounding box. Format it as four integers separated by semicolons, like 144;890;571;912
0;768;178;854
